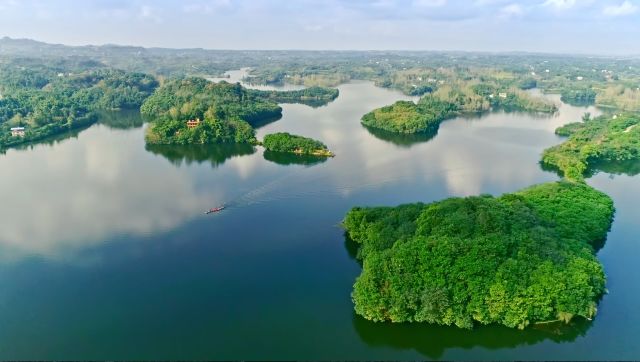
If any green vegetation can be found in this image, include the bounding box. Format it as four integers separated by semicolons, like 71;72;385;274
362;84;555;135
596;85;640;112
343;181;614;330
4;37;640;115
142;78;339;145
146;143;256;168
262;132;333;157
252;86;339;107
561;87;597;106
142;78;277;145
542;114;640;181
263;150;328;166
364;124;438;147
361;98;455;134
0;64;158;149
491;90;557;113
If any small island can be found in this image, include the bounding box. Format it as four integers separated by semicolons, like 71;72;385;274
362;84;556;135
343;181;614;330
262;132;334;157
560;87;597;106
542;114;640;181
361;98;456;134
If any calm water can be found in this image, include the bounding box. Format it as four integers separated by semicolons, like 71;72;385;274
1;80;638;360
208;67;305;91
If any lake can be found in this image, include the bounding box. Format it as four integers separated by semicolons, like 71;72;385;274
0;79;639;360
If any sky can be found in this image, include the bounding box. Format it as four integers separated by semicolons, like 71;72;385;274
0;0;639;54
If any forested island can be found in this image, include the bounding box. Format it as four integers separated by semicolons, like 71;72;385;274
252;86;339;107
142;78;338;145
343;181;614;330
262;132;333;157
560;87;597;106
542;114;640;181
361;98;455;134
362;84;556;134
142;78;276;144
0;62;158;149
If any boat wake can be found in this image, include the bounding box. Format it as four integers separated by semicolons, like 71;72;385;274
206;163;474;213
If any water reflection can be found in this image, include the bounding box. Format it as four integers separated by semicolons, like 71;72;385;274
0;125;217;261
589;159;640;178
364;125;438;148
540;155;640;181
345;230;595;360
0;123;92;155
0;79;627;359
97;109;144;130
208;68;305;91
146;143;256;168
352;313;591;360
0;110;144;155
263;150;328;167
278;98;335;109
343;233;362;266
250;114;283;129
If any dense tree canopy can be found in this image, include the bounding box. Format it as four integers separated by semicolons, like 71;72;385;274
262;132;333;156
343;181;614;330
361;98;456;134
560;87;597;106
142;78;338;145
142;78;277;144
252;86;339;108
361;83;555;135
0;65;158;148
542;114;640;181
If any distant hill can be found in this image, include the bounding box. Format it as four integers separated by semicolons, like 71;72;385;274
0;37;289;77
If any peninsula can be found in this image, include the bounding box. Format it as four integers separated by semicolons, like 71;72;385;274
362;84;556;135
0;64;158;149
542;114;640;181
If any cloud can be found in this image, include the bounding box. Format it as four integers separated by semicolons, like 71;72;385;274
138;5;163;23
543;0;577;9
0;126;222;262
412;0;447;7
303;24;325;32
183;0;233;14
499;3;524;18
0;0;640;53
603;0;638;16
0;0;18;10
370;0;399;8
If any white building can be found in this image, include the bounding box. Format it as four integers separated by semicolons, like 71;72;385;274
10;127;25;137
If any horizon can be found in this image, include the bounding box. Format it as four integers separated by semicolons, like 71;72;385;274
3;36;639;58
0;0;639;55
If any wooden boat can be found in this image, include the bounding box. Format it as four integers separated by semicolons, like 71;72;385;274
205;206;225;214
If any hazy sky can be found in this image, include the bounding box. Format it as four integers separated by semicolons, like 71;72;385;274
0;0;638;54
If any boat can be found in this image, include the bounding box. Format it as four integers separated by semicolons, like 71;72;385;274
205;205;225;214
